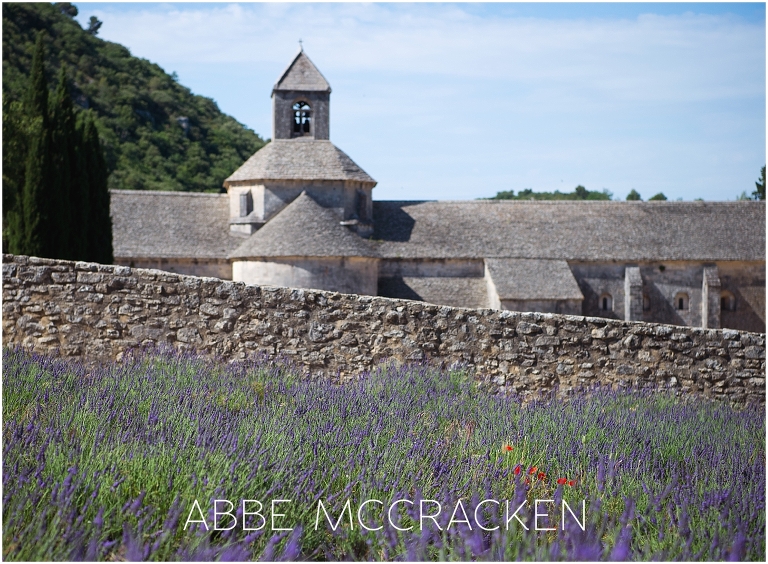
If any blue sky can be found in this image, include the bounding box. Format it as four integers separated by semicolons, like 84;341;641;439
74;2;766;201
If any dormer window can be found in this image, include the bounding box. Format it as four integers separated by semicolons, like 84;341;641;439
293;101;311;135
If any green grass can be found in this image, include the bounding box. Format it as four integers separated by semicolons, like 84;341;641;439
2;347;765;560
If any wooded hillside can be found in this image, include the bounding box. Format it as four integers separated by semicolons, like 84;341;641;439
2;2;265;192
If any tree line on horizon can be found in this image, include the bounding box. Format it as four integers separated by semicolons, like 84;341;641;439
489;168;766;202
488;185;613;201
3;31;112;262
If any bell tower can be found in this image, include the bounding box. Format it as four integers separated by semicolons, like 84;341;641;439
272;48;331;140
225;47;375;237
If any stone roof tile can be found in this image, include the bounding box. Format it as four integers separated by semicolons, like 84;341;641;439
378;276;489;309
228;192;377;259
486;259;584;300
274;50;331;93
371;200;765;262
224;139;375;185
111;190;242;259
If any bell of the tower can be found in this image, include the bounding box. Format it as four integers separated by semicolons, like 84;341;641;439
272;50;331;140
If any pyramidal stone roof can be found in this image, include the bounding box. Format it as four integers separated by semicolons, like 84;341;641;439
274;50;331;93
228;192;376;259
224;138;376;185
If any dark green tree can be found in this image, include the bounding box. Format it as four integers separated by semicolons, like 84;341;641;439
3;30;113;262
2;99;29;253
649;192;668;201
81;112;113;263
626;189;642;201
49;66;76;259
55;3;78;18
72;113;91;260
752;165;765;201
574;185;588;199
21;31;52;257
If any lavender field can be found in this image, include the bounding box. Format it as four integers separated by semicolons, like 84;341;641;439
2;347;765;561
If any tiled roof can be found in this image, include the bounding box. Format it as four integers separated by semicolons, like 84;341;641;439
273;50;331;92
224;139;376;185
378;276;489;309
486;259;584;300
112;192;765;269
228;192;376;259
111;190;242;260
371;200;765;261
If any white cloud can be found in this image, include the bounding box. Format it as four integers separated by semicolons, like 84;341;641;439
77;3;765;201
88;4;763;100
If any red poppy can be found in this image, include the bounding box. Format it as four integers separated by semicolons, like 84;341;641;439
528;466;537;475
538;472;546;480
505;445;513;451
514;464;521;475
568;480;576;487
557;478;567;485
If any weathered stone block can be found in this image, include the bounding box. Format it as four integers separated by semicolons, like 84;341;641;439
517;322;542;335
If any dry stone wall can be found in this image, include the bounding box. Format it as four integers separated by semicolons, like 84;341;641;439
2;254;765;405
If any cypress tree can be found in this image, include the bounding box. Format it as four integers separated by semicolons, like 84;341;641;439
82;112;113;263
49;66;76;259
7;30;113;262
21;31;51;258
23;32;49;120
73;113;91;260
2;99;28;254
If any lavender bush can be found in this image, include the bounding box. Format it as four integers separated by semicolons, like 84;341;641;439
2;346;765;561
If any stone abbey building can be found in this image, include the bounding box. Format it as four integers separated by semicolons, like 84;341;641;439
112;50;766;333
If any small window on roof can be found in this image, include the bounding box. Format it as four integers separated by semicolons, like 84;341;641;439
293;101;311;134
675;292;689;311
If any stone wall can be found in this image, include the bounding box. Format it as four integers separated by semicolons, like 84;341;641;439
2;254;765;404
117;257;232;281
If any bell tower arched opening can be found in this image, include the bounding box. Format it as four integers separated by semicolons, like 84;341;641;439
292;101;311;136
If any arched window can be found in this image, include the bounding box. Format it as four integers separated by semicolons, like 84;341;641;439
675;292;689;311
292;101;311;134
721;290;736;312
599;293;613;312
